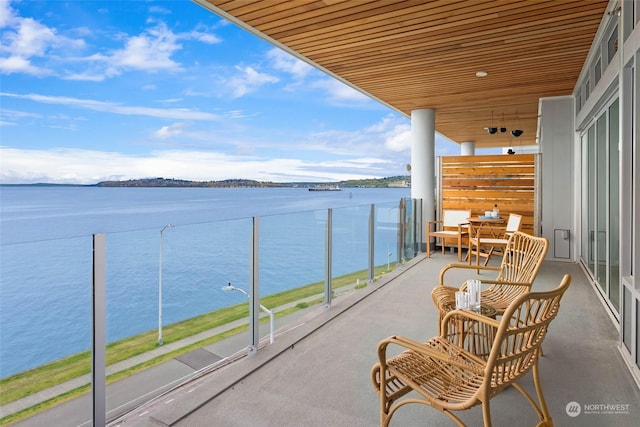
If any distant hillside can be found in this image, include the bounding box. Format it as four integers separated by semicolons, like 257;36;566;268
96;176;411;188
96;178;288;188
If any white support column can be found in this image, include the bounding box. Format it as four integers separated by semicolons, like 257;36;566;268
461;141;475;155
411;108;436;248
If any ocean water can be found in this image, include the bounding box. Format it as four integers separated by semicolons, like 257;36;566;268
0;186;409;377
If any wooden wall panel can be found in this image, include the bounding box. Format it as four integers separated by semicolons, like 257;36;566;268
438;154;537;234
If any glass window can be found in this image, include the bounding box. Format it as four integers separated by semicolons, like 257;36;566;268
596;113;607;291
583;125;596;275
580;131;588;268
585;80;590;100
595;58;602;85
623;287;632;352
609;101;620;311
577;93;582;112
607;25;618;63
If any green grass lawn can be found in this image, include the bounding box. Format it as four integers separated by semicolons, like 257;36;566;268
0;264;395;425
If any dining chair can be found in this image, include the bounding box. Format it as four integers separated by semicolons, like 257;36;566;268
468;213;522;269
426;209;471;261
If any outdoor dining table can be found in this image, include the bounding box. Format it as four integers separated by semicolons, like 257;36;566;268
467;216;507;228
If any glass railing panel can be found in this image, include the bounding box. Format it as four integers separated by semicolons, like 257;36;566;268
0;235;93;425
258;210;327;338
402;198;420;261
375;201;401;273
102;219;253;421
331;204;372;291
1;192;411;425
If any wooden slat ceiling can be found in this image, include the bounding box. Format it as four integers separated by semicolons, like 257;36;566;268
197;0;608;148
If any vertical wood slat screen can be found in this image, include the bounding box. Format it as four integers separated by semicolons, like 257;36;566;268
438;154;537;235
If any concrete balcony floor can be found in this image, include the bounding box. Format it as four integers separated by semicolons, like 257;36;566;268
103;252;640;427
18;252;637;427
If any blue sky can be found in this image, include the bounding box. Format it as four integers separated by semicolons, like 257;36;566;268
1;0;464;185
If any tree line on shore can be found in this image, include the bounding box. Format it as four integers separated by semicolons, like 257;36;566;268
95;176;410;188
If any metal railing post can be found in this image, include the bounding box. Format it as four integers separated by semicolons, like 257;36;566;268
368;204;375;282
397;199;405;266
249;217;259;356
324;208;332;309
92;233;106;426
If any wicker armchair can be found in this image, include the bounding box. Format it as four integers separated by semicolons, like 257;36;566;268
431;231;549;328
372;274;571;427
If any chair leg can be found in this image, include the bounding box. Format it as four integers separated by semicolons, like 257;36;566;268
481;400;493;427
532;363;553;426
427;234;431;258
510;363;554;427
483;248;494;266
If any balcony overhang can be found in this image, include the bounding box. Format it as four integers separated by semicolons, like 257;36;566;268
194;0;607;148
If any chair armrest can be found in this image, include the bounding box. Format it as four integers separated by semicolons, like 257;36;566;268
438;263;501;286
431;284;460;309
377;335;485;374
456;222;470;233
478;278;532;289
427;220;443;232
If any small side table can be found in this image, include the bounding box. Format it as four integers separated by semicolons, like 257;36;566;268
439;302;497;359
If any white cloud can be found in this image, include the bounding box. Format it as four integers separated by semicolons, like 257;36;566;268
109;22;183;73
229;65;279;98
0;147;391;184
267;48;312;79
187;30;221;45
0;2;220;80
1;108;42;120
0;55;49;75
149;6;172;15
384;123;411;152
154;122;186;139
0;2;87;76
4;17;55;57
0;0;18;28
311;78;371;103
0;12;56;75
1;92;220;120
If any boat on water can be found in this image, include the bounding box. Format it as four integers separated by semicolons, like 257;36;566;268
308;185;341;192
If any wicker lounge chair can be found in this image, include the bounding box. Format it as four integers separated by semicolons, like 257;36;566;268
372;274;571;427
431;231;549;328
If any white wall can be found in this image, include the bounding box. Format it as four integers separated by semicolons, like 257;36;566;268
539;96;576;261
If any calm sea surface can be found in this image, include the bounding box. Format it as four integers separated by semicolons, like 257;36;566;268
0;186;409;377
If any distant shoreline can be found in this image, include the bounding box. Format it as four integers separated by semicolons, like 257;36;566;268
0;176;411;189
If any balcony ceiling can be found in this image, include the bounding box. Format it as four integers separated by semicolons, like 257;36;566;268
196;0;608;148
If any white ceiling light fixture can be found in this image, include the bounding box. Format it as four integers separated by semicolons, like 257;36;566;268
475;71;488;77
